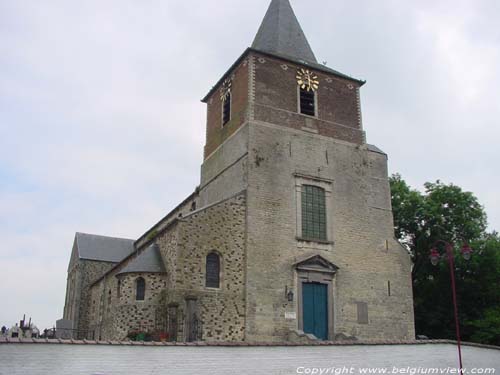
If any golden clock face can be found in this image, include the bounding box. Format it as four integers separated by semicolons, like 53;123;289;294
220;78;232;101
296;68;319;92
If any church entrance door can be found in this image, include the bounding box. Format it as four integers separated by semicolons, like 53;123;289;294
302;282;328;340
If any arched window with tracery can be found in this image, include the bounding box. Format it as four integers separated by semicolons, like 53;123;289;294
205;252;220;288
136;277;145;301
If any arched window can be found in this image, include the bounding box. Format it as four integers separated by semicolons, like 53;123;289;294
136;277;145;301
205;252;220;288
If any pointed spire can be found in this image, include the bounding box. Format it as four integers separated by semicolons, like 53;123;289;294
252;0;317;63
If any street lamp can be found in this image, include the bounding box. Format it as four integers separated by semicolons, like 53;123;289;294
429;240;473;372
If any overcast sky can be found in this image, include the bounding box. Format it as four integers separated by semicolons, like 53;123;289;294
1;0;499;331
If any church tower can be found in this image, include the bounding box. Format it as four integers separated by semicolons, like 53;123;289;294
66;0;415;343
197;0;415;341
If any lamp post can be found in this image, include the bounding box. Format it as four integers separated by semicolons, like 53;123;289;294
429;240;473;371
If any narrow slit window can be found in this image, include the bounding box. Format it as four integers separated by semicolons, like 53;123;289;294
301;185;327;241
107;290;111;313
299;87;315;116
222;93;231;125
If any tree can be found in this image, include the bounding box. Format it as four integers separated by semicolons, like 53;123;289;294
389;174;499;345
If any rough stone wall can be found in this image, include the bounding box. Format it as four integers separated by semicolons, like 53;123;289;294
155;225;179;289
88;279;103;339
75;260;116;337
252;52;365;145
88;272;167;341
62;254;117;339
63;263;80;324
157;192;247;342
244;122;415;341
84;192;246;342
199;122;249;208
112;273;166;340
204;59;249;158
63;239;81;323
135;192;198;251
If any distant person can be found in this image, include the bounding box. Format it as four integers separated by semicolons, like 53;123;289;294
1;326;6;335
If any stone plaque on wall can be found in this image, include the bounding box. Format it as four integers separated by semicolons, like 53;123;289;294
357;302;369;324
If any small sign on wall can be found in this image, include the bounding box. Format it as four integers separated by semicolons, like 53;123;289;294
285;312;297;320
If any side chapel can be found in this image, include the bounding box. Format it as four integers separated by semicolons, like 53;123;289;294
62;0;415;342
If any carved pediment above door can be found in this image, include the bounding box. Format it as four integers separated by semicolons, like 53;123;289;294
294;255;339;274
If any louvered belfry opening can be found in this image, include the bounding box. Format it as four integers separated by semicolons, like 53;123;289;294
222;93;231;125
299;87;315;116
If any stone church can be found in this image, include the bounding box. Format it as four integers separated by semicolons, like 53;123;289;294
62;0;415;342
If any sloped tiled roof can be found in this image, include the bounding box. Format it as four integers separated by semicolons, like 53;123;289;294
75;232;135;263
252;0;317;64
116;244;165;275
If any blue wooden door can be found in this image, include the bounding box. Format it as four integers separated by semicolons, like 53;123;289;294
302;282;328;340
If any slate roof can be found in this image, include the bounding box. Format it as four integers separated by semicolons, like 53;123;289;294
75;232;135;263
252;0;317;64
367;144;386;155
116;244;165;275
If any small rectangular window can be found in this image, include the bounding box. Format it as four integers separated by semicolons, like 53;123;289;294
222;93;231;125
299;87;315;116
301;185;327;240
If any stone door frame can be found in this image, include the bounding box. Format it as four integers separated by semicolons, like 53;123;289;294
295;255;338;340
